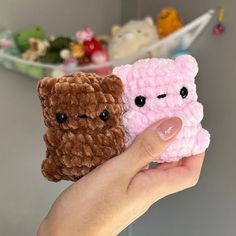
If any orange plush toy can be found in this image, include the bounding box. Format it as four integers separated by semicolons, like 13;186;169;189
37;72;125;182
157;8;183;38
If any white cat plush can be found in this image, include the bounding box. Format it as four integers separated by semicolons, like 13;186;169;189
108;17;159;59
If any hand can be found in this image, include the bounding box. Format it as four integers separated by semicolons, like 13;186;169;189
38;117;205;236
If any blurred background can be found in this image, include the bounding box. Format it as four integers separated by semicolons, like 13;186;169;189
0;0;235;236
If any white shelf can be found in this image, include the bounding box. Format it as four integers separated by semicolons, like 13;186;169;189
0;9;214;79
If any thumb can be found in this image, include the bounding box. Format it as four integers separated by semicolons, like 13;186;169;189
117;117;182;177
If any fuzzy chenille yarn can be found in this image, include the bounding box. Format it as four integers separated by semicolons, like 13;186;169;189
113;55;210;163
38;55;210;182
37;72;125;181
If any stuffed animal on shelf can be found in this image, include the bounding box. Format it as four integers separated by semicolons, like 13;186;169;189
91;50;110;75
113;55;210;163
15;26;45;51
76;27;102;56
49;37;72;51
21;38;49;61
69;42;85;59
0;30;20;68
37;73;125;181
39;37;72;64
0;31;19;54
108;17;159;59
63;57;78;73
95;35;110;51
157;8;183;38
77;55;91;66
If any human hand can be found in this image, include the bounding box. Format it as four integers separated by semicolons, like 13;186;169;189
38;117;205;236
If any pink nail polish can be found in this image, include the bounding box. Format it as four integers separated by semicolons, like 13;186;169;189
156;117;182;141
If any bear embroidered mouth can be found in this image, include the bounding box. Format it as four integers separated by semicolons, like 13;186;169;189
157;94;167;99
78;114;88;119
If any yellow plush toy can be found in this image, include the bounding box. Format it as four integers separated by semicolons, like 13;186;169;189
157;8;183;38
69;42;85;58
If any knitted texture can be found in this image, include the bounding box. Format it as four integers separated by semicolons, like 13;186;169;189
37;72;125;181
113;55;210;163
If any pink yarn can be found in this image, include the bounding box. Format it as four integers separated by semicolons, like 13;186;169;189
113;55;210;162
0;38;13;48
76;27;93;42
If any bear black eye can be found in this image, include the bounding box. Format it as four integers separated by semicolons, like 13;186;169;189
135;96;146;107
180;87;188;99
99;109;109;121
56;113;67;123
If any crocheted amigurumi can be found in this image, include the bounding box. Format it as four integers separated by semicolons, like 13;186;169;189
37;72;125;181
113;55;210;163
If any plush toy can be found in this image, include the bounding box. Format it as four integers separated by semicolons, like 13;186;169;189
39;51;63;64
96;35;110;51
39;37;72;64
0;31;19;54
157;8;183;38
60;50;79;74
108;17;159;59
113;55;210;163
77;55;91;65
15;27;45;51
91;50;110;75
69;42;85;58
60;49;71;61
21;38;49;61
0;30;20;68
37;73;125;181
76;27;102;56
49;37;72;51
63;57;78;73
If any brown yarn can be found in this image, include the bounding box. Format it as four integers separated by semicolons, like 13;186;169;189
37;72;125;182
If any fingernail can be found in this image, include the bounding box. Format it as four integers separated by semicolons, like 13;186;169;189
156;117;182;141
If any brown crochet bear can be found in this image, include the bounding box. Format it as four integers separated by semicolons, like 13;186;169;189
37;72;125;182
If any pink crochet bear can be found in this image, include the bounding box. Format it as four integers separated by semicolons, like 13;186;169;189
113;55;210;162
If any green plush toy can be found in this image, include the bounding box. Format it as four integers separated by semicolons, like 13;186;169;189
38;51;62;64
15;27;45;51
50;37;72;51
39;37;72;64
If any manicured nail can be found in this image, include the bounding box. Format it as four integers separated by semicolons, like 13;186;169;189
156;117;182;141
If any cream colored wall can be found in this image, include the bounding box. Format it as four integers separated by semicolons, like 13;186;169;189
121;0;236;235
0;1;122;235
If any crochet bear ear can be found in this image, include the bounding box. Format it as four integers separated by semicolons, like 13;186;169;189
101;75;123;98
175;55;199;78
37;77;57;98
112;64;132;85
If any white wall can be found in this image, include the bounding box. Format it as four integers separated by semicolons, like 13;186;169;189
121;0;236;235
0;1;122;235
